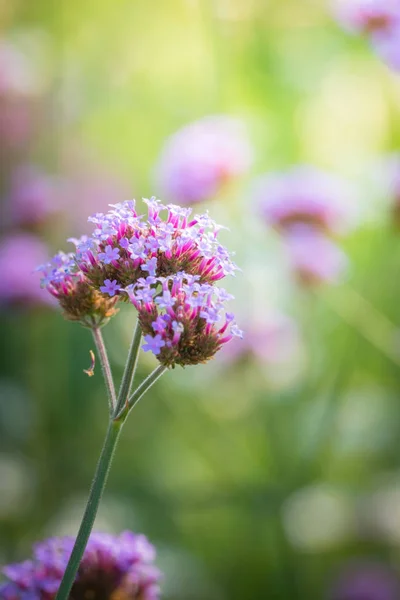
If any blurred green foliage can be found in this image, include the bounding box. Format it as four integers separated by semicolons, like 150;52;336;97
1;1;400;599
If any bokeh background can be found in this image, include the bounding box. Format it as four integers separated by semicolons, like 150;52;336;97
1;0;400;598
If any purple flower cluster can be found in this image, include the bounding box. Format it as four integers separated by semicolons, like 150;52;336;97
127;272;242;367
156;115;253;205
0;531;162;600
39;197;241;363
37;251;118;325
256;166;351;285
333;0;400;72
74;198;238;292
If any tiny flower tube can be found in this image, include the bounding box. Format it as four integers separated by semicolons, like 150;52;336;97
156;115;253;205
0;531;162;600
73;197;239;296
37;251;118;325
125;271;242;367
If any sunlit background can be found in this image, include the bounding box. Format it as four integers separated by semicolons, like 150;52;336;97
1;0;400;598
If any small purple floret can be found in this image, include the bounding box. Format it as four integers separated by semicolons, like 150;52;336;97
100;279;121;297
142;334;166;355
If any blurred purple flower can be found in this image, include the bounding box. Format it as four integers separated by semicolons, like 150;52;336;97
284;225;348;286
332;0;400;72
0;96;38;152
156;115;253;205
329;560;400;600
255;166;353;236
0;233;54;307
372;25;400;72
218;313;302;366
332;0;400;34
7;165;60;228
0;531;162;600
0;40;43;151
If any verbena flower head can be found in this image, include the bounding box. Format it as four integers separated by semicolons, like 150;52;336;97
156;115;253;205
255;166;352;236
332;0;400;34
0;531;162;600
329;560;400;600
37;251;118;326
284;226;348;286
76;197;238;293
127;272;242;367
0;233;55;307
332;0;400;72
37;197;241;356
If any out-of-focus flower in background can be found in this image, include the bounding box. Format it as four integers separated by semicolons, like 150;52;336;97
333;0;400;35
284;226;349;286
0;233;54;307
379;153;400;226
328;560;400;600
332;0;400;72
218;312;303;367
254;166;353;236
0;38;45;152
155;115;253;205
214;312;305;390
254;166;353;286
0;531;162;600
6;165;61;228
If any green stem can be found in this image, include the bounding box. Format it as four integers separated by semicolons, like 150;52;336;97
321;285;400;367
116;365;167;421
92;327;116;414
115;320;142;416
55;420;122;600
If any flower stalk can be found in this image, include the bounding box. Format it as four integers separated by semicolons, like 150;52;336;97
55;420;122;600
115;319;142;416
55;322;166;600
91;326;116;414
36;198;240;600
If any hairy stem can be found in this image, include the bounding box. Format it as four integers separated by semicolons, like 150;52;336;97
55;420;122;600
126;365;167;415
92;327;116;414
115;320;142;416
